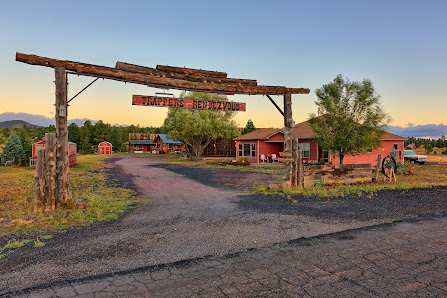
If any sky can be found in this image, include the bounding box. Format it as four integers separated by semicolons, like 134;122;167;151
1;0;446;138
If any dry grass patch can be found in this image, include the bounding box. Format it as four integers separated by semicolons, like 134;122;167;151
0;155;138;240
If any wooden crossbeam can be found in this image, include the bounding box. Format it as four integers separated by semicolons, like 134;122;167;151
156;65;227;78
16;53;310;95
116;62;257;86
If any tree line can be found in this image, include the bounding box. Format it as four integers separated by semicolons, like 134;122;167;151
405;136;446;154
0;122;164;165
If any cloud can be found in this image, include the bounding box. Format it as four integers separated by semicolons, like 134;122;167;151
387;123;447;139
0;112;97;127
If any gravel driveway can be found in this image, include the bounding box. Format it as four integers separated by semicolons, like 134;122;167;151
1;155;447;292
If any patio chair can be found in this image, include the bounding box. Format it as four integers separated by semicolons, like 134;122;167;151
260;154;269;163
271;154;279;163
5;157;15;167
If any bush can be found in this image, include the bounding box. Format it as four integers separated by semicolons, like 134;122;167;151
319;157;325;165
239;157;248;163
434;151;437;155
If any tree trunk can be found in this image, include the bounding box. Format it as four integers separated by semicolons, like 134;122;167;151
44;133;57;211
283;93;293;188
55;67;72;206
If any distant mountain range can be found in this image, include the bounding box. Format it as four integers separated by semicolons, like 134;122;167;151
0;120;42;128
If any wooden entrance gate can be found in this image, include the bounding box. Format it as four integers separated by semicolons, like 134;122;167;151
16;52;309;209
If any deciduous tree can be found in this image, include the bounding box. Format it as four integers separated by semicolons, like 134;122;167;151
309;75;390;164
163;92;239;160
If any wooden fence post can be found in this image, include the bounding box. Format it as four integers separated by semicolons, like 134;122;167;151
375;154;382;181
44;133;57;211
292;137;298;187
297;150;303;188
55;67;72;206
283;93;293;188
34;148;45;212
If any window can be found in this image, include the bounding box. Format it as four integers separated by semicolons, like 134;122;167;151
367;145;373;153
299;143;310;158
323;150;329;161
239;143;256;157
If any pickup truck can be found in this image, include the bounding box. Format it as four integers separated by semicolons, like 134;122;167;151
404;150;428;164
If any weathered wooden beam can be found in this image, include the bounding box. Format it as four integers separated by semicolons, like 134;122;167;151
55;67;72;206
16;53;310;95
116;62;257;86
34;148;45;212
156;65;227;78
44;133;56;211
283;93;293;188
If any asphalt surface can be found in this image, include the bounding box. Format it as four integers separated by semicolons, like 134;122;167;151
1;155;447;295
10;214;447;297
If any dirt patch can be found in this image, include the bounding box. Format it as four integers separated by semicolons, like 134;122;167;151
150;163;281;190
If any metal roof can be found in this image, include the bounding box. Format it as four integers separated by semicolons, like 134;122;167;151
158;134;182;144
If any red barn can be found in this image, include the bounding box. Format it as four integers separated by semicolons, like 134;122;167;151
98;141;113;155
31;140;77;167
234;119;406;165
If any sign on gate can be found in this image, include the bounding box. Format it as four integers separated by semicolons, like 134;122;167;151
132;95;246;111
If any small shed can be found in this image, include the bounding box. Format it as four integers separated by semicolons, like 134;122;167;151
98;141;113;155
31;140;77;167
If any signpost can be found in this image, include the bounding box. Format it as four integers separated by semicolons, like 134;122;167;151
279;152;294;163
133;95;246;112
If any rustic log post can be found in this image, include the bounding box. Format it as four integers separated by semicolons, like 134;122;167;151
34;148;45;212
44;133;57;211
375;154;382;181
291;137;298;187
297;150;303;188
55;67;72;206
283;93;293;188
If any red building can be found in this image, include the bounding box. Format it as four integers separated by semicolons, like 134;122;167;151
31;140;77;167
98;141;113;155
234;119;406;165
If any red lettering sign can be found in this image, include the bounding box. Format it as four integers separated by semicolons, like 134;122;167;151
132;95;246;112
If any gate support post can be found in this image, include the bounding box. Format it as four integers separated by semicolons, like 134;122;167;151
55;67;72;206
283;93;293;188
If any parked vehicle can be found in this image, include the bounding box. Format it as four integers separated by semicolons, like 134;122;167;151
404;150;427;164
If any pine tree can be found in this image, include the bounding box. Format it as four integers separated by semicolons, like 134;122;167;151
68;123;81;144
241;119;256;135
1;133;24;164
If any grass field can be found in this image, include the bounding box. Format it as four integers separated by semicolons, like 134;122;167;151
0;155;138;241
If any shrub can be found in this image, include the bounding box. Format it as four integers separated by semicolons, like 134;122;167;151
319;157;325;165
239;157;248;163
433;151;437;155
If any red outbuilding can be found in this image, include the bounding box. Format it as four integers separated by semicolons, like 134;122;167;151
98;141;113;155
234;119;406;165
31;140;77;167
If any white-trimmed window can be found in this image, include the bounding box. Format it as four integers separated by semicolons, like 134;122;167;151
239;143;256;157
367;145;373;153
299;143;310;158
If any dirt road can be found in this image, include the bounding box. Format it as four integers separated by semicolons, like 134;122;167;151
1;155;447;292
